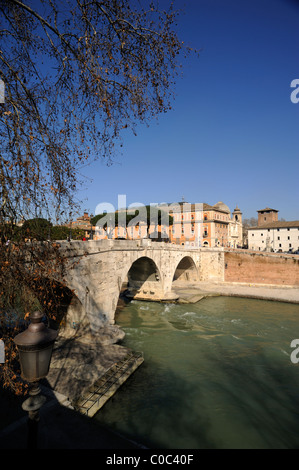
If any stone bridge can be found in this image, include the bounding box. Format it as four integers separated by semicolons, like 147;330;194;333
57;239;224;336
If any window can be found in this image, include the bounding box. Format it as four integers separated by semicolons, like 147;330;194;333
279;243;282;247
277;228;280;231
278;236;280;240
288;236;290;240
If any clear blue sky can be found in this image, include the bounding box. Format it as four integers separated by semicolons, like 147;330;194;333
77;0;299;221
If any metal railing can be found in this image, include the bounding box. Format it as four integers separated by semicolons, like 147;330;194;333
74;351;143;416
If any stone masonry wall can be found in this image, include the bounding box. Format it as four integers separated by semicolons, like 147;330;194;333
200;248;225;281
224;250;299;286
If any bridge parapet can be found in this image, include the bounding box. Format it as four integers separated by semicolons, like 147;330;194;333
58;238;215;254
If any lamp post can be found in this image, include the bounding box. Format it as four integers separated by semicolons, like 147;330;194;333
14;311;58;448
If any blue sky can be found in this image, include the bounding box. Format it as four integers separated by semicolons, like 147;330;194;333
77;0;299;221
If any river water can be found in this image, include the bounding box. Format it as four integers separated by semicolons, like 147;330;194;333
94;296;299;449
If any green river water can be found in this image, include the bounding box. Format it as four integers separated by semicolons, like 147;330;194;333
94;296;299;449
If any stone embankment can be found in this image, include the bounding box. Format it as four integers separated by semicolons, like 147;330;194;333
173;280;299;304
45;324;143;417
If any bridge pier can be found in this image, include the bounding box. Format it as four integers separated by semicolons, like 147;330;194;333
124;281;179;302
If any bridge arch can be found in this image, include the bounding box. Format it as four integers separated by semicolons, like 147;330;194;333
59;241;203;330
128;256;161;284
121;255;163;301
35;278;88;336
18;276;88;337
172;256;199;283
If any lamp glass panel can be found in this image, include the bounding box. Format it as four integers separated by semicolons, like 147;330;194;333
19;344;54;382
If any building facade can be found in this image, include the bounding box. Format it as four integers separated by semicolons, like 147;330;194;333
91;201;243;248
229;206;243;248
64;212;93;238
198;202;242;248
248;207;299;253
70;212;92;231
169;201;242;248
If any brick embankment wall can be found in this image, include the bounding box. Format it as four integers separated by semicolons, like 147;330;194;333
224;251;299;286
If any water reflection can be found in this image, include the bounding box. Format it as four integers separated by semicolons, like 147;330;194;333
94;296;299;449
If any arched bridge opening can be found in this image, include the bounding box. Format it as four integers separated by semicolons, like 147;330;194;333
120;256;163;303
173;256;199;284
32;278;86;336
128;256;160;284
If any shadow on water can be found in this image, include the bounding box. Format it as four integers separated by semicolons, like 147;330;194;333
102;350;299;449
205;343;299;449
95;358;217;449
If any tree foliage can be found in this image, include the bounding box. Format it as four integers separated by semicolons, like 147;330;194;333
91;211;135;227
242;218;258;228
0;0;191;223
91;205;173;238
0;0;193;394
21;217;52;240
50;225;85;241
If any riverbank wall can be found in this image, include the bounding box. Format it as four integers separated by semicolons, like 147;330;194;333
223;250;299;286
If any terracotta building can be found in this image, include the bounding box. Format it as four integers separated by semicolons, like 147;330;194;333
68;212;93;238
93;207;171;241
91;201;243;248
169;201;242;248
257;207;279;226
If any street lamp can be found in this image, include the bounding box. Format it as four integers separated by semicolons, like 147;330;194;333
14;311;58;448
